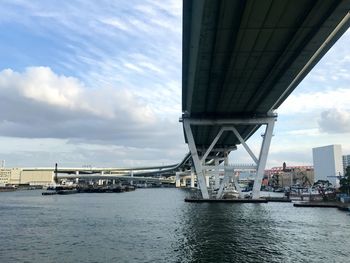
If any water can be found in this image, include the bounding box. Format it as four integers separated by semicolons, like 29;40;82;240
0;188;349;263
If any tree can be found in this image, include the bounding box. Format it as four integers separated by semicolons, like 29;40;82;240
340;166;350;196
313;180;334;201
270;173;280;189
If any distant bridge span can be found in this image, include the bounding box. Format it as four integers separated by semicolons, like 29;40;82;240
181;0;350;199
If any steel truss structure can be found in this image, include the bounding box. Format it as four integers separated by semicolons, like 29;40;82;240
182;115;276;199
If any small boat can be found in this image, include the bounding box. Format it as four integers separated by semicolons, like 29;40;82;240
223;186;240;199
42;191;57;195
56;189;78;195
0;185;17;192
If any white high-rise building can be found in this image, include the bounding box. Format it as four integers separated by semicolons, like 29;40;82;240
312;145;342;188
343;155;350;174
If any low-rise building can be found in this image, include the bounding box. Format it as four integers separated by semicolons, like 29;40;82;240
8;168;22;185
0;168;11;185
20;169;53;185
265;166;314;188
2;168;53;186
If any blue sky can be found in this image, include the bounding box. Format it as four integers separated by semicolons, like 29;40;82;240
0;0;349;168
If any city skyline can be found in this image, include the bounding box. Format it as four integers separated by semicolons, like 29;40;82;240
0;0;350;168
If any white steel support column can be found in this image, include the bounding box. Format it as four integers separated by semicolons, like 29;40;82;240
183;120;209;199
216;167;234;199
182;115;276;200
252;118;275;199
130;170;134;186
232;172;243;198
190;167;195;188
175;172;180;188
74;170;79;185
214;159;220;189
205;175;210;188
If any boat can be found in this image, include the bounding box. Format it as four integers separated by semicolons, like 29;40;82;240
0;185;17;192
223;185;240;199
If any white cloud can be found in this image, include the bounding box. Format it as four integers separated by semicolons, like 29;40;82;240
0;67;83;109
0;67;184;144
284;128;321;137
279;88;350;115
99;18;129;31
0;1;184;166
0;67;156;123
318;108;350;133
0;136;188;167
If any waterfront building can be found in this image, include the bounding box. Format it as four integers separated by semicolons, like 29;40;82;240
0;169;11;185
343;154;350;174
312;145;343;188
8;168;22;185
20;169;54;185
264;166;314;188
1;168;53;186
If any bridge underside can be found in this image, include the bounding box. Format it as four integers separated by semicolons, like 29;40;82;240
182;0;350;199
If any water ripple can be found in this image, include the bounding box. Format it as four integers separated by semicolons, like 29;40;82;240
0;189;350;262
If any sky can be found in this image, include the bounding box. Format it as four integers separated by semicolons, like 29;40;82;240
0;0;349;169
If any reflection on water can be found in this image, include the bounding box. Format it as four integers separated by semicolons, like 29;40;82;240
0;188;349;262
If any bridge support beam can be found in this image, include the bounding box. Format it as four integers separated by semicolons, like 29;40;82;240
183;115;276;199
216;167;234;199
190;167;195;188
184;119;210;199
252;118;275;199
175;172;181;188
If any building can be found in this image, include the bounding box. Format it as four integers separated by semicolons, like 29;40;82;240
343;155;350;174
312;145;343;188
1;168;53;186
264;166;314;188
20;169;54;185
0;168;11;185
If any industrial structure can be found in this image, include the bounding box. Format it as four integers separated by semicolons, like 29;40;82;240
181;0;350;199
313;145;343;187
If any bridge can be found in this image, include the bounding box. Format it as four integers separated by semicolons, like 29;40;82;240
20;155;191;186
181;0;350;199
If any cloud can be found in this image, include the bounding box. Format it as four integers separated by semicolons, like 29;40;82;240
0;1;186;166
0;67;183;149
99;18;130;31
318;108;350;133
0;0;182;105
279;88;350;115
0;136;188;167
279;29;350;116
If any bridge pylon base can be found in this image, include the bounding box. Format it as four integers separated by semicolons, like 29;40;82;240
182;115;276;200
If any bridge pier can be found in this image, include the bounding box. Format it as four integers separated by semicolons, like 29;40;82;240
252;117;275;199
190;167;195;188
175;172;181;188
130;170;134;186
183;115;276;199
183;119;210;199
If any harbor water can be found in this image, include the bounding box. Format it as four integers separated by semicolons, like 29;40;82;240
0;188;350;262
